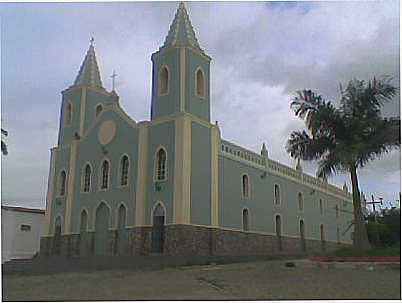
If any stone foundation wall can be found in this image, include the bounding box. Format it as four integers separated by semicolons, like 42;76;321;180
40;224;349;257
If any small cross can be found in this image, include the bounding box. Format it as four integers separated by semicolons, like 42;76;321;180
90;37;94;46
111;70;117;91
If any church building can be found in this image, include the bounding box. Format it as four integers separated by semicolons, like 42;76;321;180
40;2;353;257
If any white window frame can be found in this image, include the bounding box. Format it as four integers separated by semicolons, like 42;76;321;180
158;64;170;96
194;66;206;98
99;158;111;191
154;146;168;182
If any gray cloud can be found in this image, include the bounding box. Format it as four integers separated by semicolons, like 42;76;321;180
1;1;400;209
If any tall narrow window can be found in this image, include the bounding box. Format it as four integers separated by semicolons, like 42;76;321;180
196;68;205;97
159;66;169;95
274;184;280;205
95;104;103;118
65;102;72;126
298;192;304;211
120;155;129;186
242;209;249;231
100;160;109;189
59;171;66;196
83;164;91;192
242;174;249;198
335;204;339;218
319;199;323;215
155;148;167;181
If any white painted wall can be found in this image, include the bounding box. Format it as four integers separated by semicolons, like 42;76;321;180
2;207;45;263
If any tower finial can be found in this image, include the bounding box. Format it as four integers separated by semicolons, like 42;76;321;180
111;70;117;91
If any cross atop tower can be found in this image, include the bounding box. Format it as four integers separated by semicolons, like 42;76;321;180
111;70;117;91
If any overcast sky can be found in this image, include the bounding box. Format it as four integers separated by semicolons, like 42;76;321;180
1;1;400;210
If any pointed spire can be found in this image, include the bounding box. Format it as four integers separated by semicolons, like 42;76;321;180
162;2;203;51
74;38;103;88
261;143;268;158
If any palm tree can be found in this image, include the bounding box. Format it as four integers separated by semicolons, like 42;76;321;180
1;128;8;155
286;77;400;250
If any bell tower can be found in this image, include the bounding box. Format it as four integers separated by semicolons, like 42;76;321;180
150;2;211;122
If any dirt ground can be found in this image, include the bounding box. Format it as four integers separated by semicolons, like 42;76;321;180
2;260;401;301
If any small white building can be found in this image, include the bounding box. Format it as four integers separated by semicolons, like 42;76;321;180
2;205;45;263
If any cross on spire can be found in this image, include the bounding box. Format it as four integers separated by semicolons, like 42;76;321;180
111;70;117;91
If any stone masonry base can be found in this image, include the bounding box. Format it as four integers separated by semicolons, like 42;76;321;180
40;224;348;257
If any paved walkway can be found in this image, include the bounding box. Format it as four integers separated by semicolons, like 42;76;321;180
3;259;400;300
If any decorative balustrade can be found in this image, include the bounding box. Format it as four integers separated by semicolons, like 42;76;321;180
220;140;351;199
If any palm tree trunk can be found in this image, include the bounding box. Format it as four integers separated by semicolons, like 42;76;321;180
350;164;371;251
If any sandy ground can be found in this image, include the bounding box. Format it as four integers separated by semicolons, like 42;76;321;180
2;260;400;301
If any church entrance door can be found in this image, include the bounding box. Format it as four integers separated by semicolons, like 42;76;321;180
151;203;165;254
53;216;62;255
94;203;110;256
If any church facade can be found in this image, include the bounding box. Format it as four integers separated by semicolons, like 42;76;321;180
40;3;353;257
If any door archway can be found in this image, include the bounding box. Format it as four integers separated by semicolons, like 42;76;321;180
53;216;62;255
94;202;110;256
151;202;165;253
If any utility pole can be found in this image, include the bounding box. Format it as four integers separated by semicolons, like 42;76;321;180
366;195;383;246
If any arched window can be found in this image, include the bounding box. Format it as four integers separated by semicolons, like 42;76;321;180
65;102;72;126
242;209;249;231
335;204;339;218
155;148;167;181
95;104;103;118
274;184;280;205
298;192;304;211
83;164;91;192
319;199;324;215
159;66;169;95
80;210;88;233
120;156;129;186
242;174;250;198
100;160;109;190
196;68;205;97
118;205;126;229
59;171;67;196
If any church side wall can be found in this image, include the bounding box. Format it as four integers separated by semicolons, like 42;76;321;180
218;155;353;245
145;120;176;225
190;122;211;225
70;110;139;233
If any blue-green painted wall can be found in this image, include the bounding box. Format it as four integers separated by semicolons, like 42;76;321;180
185;48;210;122
218;155;353;243
151;49;180;120
70;109;139;233
190;122;211;225
145;120;175;224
